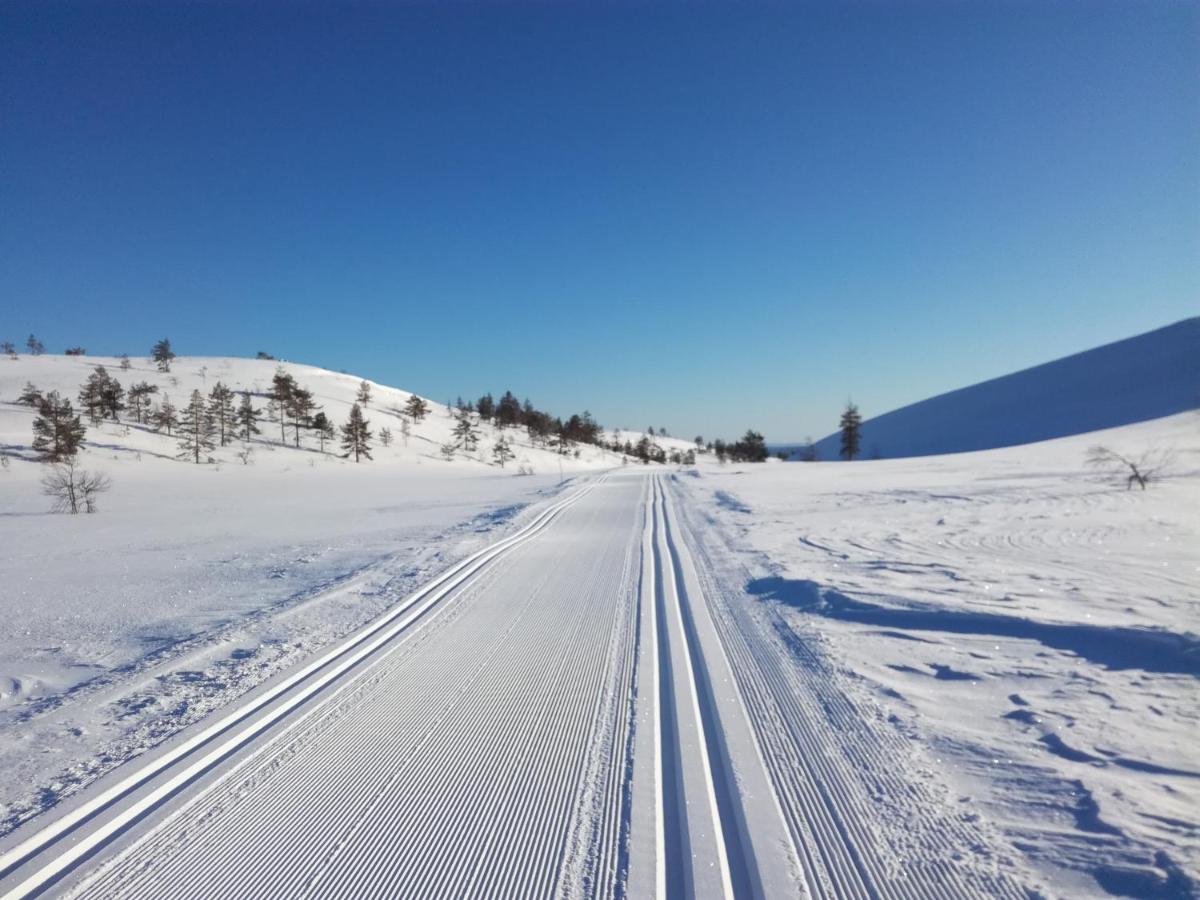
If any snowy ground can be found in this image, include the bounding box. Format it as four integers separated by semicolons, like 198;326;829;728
676;412;1200;897
1;352;1196;898
0;354;639;838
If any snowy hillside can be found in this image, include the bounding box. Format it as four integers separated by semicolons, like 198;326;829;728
681;411;1200;895
812;317;1200;460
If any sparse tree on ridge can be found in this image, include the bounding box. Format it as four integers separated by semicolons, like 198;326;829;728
492;435;515;467
839;402;862;461
177;390;216;463
153;394;180;436
1;341;16;358
26;334;45;355
151;338;175;373
237;392;261;441
32;392;86;461
119;354;131;370
356;380;372;407
208;382;236;446
312;411;334;452
341;403;372;462
404;394;430;423
380;426;393;447
64;346;86;356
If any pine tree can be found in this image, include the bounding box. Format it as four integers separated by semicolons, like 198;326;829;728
128;381;159;424
286;385;314;447
78;366;124;423
153;394;180;436
270;369;296;443
119;354;131;370
208;382;236;446
26;334;44;355
404;394;430;422
492;435;515;468
237;391;261;441
476;393;495;421
177;390;216;463
32;392;86;460
17;382;42;406
379;426;392;447
1;340;16;358
340;403;372;462
496;391;521;429
311;411;334;452
839;402;862;461
356;380;372;407
400;418;411;446
452;408;480;451
151;338;175;372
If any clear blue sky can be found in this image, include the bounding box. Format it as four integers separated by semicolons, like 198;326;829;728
2;1;1196;442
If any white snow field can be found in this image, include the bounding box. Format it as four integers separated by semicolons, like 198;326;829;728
0;351;1196;898
679;412;1199;898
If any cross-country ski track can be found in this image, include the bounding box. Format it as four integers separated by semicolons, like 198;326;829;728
0;471;1038;899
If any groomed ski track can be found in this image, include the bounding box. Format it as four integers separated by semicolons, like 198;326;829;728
0;471;1032;898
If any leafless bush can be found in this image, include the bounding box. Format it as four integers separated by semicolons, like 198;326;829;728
237;446;254;466
1086;445;1173;490
41;458;112;513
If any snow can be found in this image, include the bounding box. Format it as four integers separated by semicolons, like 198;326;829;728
1;349;1197;898
678;411;1200;895
0;353;623;837
812;317;1200;459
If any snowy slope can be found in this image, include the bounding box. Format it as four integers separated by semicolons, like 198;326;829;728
0;353;631;838
812;317;1200;460
681;411;1200;896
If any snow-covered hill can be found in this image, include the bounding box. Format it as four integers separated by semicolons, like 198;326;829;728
812;317;1200;460
0;353;628;474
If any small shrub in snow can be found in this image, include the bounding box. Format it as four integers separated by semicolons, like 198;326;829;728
1086;446;1173;491
42;458;110;514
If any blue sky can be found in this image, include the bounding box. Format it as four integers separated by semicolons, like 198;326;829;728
2;1;1196;441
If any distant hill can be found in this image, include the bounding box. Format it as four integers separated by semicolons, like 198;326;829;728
812;318;1200;460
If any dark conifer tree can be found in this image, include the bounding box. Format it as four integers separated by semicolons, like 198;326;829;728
341;403;373;462
128;382;159;424
177;390;216;463
452;408;480;451
403;394;430;422
26;334;45;355
311;411;334;452
839;402;862;461
17;382;43;406
1;340;16;357
153;394;180;436
356;380;372;407
270;369;297;443
151;338;175;372
496;391;521;429
32;392;86;460
286;385;315;447
237;391;261;441
208;382;237;446
476;393;495;421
